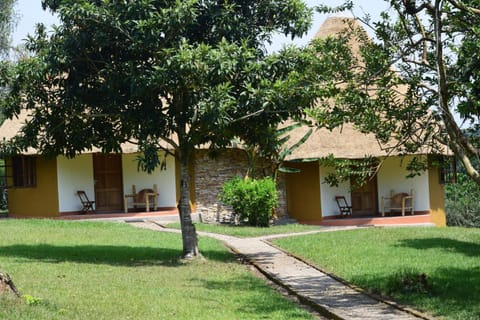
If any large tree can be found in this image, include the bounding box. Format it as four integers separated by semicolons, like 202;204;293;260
311;1;480;185
0;0;345;258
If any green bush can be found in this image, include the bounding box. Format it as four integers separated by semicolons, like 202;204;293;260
220;177;278;227
445;173;480;227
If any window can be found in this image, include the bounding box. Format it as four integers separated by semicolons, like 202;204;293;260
12;156;36;188
439;156;457;184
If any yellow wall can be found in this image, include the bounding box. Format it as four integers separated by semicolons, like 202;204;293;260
428;165;447;226
285;161;321;221
7;157;60;217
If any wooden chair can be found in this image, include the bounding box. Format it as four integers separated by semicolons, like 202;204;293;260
77;191;95;214
124;184;158;213
381;189;414;216
335;196;352;217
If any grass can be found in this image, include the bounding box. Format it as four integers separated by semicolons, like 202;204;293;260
166;222;322;238
272;226;480;320
0;219;315;320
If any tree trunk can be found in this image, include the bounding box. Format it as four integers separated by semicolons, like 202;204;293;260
432;0;480;186
178;153;199;259
0;272;20;297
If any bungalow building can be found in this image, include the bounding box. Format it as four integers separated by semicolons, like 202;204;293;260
0;17;449;226
0;112;449;227
281;123;448;227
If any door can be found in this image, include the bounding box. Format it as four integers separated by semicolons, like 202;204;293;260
93;153;123;212
351;175;378;216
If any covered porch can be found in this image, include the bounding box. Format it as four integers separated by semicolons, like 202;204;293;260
58;207;180;221
284;156;446;227
58;207;178;220
305;212;433;227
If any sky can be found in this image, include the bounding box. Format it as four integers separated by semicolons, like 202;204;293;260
12;0;58;46
12;0;390;48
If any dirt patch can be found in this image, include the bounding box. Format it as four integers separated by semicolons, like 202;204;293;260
0;272;20;297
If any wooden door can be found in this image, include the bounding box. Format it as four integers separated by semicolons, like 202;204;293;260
93;154;123;212
351;175;378;216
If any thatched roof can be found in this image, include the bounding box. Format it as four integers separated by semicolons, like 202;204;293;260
284;123;387;161
0;110;158;155
283;17;382;160
0;108;393;159
284;16;447;160
314;16;358;39
1;111;26;142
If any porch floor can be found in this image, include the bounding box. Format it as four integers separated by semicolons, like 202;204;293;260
59;207;179;221
301;213;433;227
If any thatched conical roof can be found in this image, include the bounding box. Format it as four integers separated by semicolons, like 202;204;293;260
284;16;444;161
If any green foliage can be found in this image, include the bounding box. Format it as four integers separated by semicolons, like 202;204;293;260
319;155;378;188
220;177;278;227
22;294;42;306
238;121;313;181
0;1;315;162
0;0;17;126
311;1;480;186
273;122;313;179
0;0;317;256
0;0;17;59
446;173;480;227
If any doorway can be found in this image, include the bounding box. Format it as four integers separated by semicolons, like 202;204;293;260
93;153;123;212
351;175;378;216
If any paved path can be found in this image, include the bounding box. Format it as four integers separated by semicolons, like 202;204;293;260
128;220;434;320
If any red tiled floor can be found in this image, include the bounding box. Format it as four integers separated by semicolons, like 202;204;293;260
59;207;178;220
301;214;432;227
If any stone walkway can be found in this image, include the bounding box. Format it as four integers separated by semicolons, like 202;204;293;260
128;220;435;320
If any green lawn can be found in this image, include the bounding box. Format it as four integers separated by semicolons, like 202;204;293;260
272;227;480;320
166;222;322;238
0;219;315;320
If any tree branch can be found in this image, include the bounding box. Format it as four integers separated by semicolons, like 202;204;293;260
447;0;480;15
402;0;434;14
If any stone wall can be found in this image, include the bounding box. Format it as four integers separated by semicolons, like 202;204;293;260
193;149;287;224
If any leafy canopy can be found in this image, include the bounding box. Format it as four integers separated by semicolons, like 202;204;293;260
1;1;318;166
0;0;338;257
308;1;480;185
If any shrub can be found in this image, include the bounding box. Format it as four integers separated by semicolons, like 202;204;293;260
220;177;278;227
445;173;480;227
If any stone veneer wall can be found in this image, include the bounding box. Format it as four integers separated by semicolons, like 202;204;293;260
193;149;287;223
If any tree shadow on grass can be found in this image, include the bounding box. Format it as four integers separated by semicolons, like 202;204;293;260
430;266;480;318
192;275;312;319
351;266;480;319
0;244;233;267
386;237;480;317
394;237;480;257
